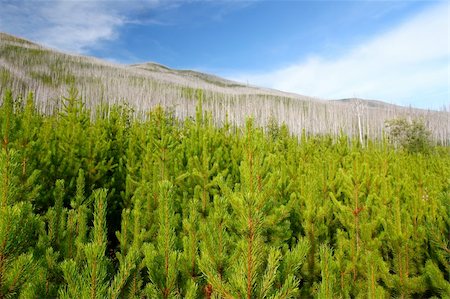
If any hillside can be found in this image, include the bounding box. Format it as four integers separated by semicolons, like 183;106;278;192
0;32;449;144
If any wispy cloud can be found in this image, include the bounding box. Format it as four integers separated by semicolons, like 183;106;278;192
0;0;161;53
232;2;449;109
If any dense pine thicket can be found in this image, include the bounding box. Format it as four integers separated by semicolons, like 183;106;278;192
1;89;449;298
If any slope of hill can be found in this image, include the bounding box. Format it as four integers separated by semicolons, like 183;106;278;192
0;32;449;143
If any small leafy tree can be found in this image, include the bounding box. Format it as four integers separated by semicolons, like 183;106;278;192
385;118;432;153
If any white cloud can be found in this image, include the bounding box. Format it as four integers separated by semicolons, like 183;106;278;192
0;0;161;53
233;2;450;109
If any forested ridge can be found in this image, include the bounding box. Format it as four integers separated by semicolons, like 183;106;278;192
1;89;449;298
1;32;449;144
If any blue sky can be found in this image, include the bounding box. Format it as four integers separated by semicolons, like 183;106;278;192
0;0;448;109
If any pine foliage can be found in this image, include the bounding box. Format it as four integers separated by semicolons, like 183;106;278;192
0;89;449;298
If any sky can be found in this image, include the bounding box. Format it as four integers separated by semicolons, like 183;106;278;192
0;0;449;109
